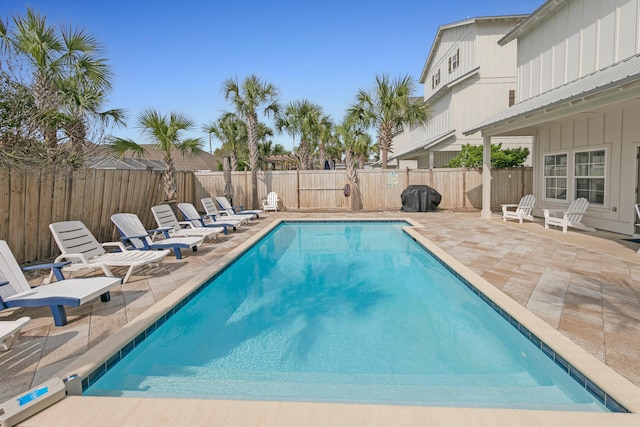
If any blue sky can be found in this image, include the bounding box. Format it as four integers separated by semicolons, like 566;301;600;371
2;0;543;152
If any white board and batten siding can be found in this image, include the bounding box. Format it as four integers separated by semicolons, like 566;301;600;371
517;0;640;102
391;16;532;169
533;102;640;235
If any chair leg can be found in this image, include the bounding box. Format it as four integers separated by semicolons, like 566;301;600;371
122;266;135;284
100;291;111;302
1;333;19;351
50;305;68;327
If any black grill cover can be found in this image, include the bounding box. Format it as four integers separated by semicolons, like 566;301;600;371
400;185;442;212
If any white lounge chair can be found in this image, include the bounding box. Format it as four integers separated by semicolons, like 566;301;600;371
215;196;262;219
543;197;595;233
49;221;170;283
0;316;30;351
0;240;121;326
261;192;280;212
201;197;250;224
111;213;204;260
177;203;243;232
502;194;535;224
151;204;225;240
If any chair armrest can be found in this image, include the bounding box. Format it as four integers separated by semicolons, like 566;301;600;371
501;204;519;208
542;208;564;218
148;227;172;239
101;241;128;252
53;253;90;264
23;261;72;282
22;261;71;271
121;234;153;250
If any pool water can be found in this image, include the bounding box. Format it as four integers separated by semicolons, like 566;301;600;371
85;222;608;411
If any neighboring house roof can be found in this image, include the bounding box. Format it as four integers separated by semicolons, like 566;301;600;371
419;15;528;83
89;145;222;171
464;53;640;136
499;0;568;46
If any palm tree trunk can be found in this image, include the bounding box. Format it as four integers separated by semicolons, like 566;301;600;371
230;152;238;171
298;138;310;170
318;144;328;170
163;156;178;201
247;113;260;209
378;122;393;169
345;149;362;211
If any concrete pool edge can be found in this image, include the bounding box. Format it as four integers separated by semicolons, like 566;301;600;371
18;216;640;425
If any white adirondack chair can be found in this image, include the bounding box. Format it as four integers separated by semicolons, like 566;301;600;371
502;194;535;224
262;192;280;212
543;198;595;233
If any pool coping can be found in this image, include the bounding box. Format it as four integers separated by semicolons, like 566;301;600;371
24;217;640;424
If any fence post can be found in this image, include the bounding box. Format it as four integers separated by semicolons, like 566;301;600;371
296;169;300;209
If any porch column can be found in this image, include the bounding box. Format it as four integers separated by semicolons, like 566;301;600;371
481;136;492;219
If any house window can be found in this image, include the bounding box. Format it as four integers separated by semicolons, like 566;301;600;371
449;48;459;73
432;69;440;89
544;153;567;200
575;150;605;204
508;90;515;106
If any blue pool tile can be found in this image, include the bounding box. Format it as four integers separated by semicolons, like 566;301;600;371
554;355;569;373
134;332;146;346
569;367;586;387
586;378;606;404
605;396;629;413
106;352;121;370
121;341;134;358
87;363;106;385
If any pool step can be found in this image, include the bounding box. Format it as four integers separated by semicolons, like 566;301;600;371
85;368;606;412
135;365;546;387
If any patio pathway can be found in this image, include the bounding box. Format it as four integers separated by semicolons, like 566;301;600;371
1;210;640;414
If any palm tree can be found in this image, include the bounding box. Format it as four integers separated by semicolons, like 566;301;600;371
222;75;280;209
276;99;324;170
203;113;248;171
317;114;334;170
109;109;202;201
1;8;122;160
335;117;368;211
348;74;430;169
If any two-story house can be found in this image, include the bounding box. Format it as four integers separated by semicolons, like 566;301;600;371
467;0;640;234
389;16;533;169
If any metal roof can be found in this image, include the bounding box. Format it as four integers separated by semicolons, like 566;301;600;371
464;53;640;136
387;130;456;162
499;0;569;46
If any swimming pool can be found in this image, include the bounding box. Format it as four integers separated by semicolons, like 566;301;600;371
83;221;617;411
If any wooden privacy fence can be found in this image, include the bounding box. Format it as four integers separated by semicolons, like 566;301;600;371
0;166;531;264
0;167;195;264
194;167;533;212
